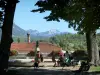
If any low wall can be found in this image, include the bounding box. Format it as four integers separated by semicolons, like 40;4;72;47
43;59;58;62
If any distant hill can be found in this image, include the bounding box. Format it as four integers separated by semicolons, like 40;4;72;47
12;24;69;37
12;23;26;37
0;23;70;42
26;29;62;37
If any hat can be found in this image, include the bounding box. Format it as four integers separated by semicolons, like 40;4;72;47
37;47;40;51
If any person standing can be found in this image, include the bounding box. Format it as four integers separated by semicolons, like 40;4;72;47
52;51;56;62
40;53;43;62
34;41;40;69
34;48;40;68
65;51;69;58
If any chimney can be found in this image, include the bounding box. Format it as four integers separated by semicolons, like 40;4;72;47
27;33;30;43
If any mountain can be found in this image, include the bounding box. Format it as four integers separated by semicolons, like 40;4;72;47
12;23;26;37
38;29;61;37
0;23;69;38
26;29;63;37
26;29;39;36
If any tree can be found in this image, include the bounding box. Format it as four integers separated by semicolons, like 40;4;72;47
0;0;5;25
32;0;100;65
0;0;19;74
17;38;20;43
49;33;87;51
34;40;39;63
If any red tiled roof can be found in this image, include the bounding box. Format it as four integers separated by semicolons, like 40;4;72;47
10;42;61;53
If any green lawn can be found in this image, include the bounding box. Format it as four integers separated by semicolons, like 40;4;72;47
89;66;100;72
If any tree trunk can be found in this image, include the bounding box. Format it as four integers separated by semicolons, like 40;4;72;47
0;0;18;74
92;32;99;66
86;31;93;63
86;31;99;66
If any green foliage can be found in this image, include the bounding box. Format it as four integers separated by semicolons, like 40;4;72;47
72;50;88;60
12;33;100;52
0;0;6;25
12;36;50;43
49;33;100;51
12;36;27;42
17;38;20;43
72;50;87;57
89;66;100;72
36;40;39;47
32;0;100;33
49;33;87;51
48;50;59;57
10;50;18;56
0;0;19;25
27;51;35;56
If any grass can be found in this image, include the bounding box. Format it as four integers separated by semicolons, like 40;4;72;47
89;66;100;72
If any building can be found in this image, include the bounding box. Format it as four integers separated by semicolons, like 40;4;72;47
10;33;61;57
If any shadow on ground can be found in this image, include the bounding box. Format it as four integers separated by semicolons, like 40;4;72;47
7;67;100;75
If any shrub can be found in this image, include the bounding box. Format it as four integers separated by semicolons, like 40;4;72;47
10;50;18;56
72;50;88;60
48;50;59;57
27;51;35;56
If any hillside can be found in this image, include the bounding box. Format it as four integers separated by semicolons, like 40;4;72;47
12;23;26;37
12;23;69;37
11;23;70;42
0;23;72;42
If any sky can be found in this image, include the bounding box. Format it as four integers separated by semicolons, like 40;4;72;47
14;0;77;33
